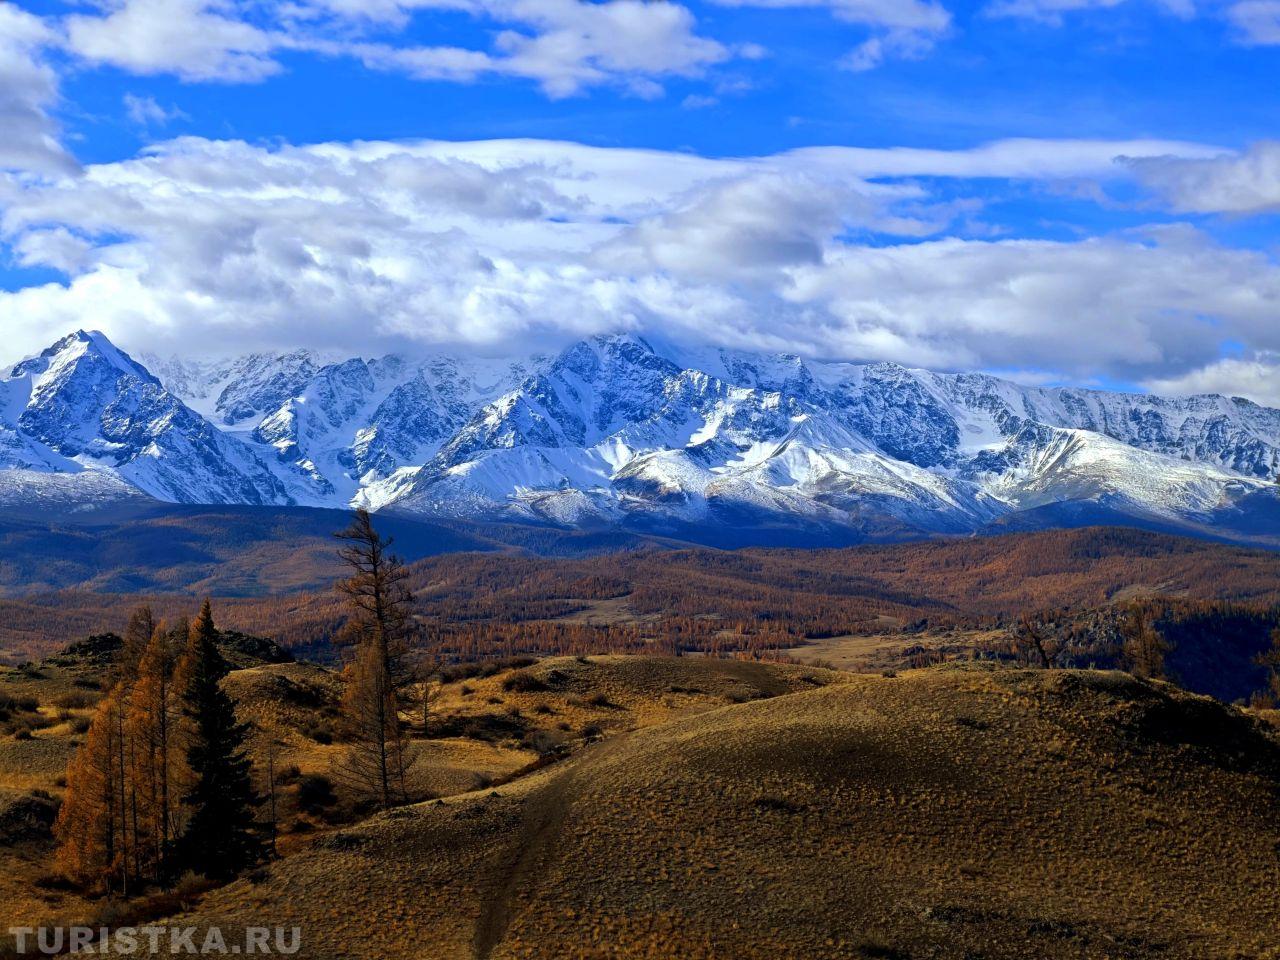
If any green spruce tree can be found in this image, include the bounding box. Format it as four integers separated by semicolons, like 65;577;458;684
178;599;262;880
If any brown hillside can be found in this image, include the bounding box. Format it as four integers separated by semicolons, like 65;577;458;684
171;662;1280;960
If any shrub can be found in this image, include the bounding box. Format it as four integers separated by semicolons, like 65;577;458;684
295;774;337;814
522;730;561;756
580;723;603;740
502;672;548;694
428;712;527;743
301;718;335;744
53;691;96;710
0;694;40;713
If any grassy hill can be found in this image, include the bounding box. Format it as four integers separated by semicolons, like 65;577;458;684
166;661;1280;960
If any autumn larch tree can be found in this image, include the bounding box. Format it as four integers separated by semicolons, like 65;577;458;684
1122;604;1169;680
126;621;181;882
117;605;156;687
178;599;263;880
1253;627;1280;708
333;508;415;810
55;690;128;893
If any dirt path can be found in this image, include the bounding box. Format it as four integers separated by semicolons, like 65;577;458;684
471;734;630;960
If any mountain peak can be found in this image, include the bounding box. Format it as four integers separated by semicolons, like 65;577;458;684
13;328;153;385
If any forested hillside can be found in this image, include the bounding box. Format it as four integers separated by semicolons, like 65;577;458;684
3;527;1278;699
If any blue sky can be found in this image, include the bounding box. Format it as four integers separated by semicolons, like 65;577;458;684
1;0;1279;402
29;2;1280;159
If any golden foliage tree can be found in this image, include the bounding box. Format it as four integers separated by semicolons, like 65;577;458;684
117;605;156;686
1123;604;1169;679
125;622;181;882
55;690;130;893
333;509;414;809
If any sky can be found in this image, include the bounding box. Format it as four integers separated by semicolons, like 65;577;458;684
1;0;1279;403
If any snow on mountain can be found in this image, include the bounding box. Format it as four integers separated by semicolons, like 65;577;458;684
144;350;325;425
965;423;1259;521
3;330;1279;543
388;334;1277;537
1;331;291;506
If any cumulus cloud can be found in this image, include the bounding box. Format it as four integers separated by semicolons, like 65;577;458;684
65;0;281;83
3;134;1280;402
594;173;882;280
0;2;78;176
784;228;1280;377
1128;141;1280;214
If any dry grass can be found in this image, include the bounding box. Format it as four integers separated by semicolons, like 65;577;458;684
788;628;1010;672
427;654;846;745
163;661;1280;959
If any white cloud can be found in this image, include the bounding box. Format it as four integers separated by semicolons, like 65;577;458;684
984;0;1194;24
1128;141;1280;214
594;173;881;280
709;0;950;69
984;0;1280;52
681;93;719;108
2;135;1279;397
65;0;281;83
12;227;95;274
123;93;189;126
710;0;948;29
842;27;937;70
785;137;1223;180
783;228;1280;376
1147;354;1280;407
341;0;730;97
58;0;731;97
1227;0;1280;44
0;2;78;176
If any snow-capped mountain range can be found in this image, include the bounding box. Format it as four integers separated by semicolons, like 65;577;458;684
3;329;1279;544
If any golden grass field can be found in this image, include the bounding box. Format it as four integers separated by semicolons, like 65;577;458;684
4;652;1280;959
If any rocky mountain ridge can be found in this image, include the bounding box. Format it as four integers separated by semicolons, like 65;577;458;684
3;330;1278;544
